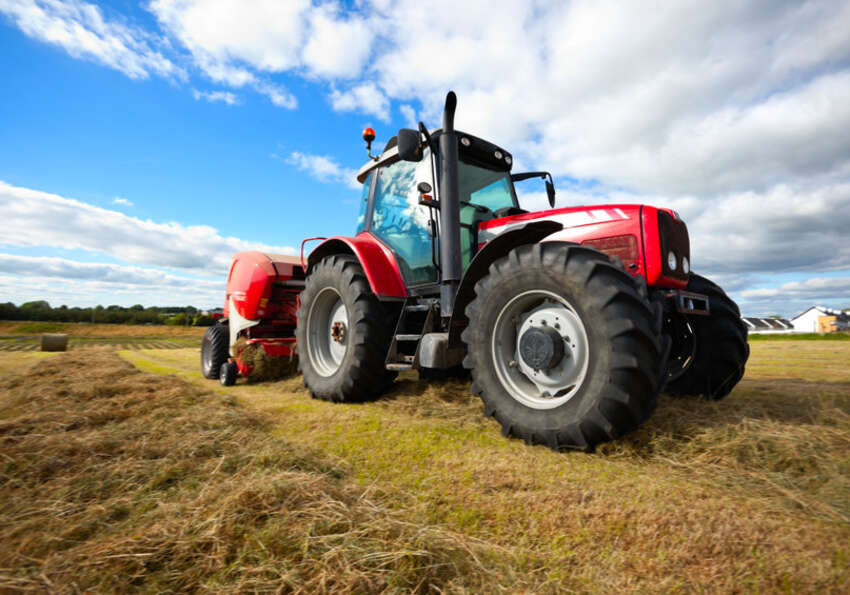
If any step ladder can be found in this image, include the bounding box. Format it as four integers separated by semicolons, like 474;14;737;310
385;299;437;371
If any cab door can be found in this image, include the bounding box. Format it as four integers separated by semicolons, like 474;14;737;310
369;151;438;286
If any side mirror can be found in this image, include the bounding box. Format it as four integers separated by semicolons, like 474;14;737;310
511;171;557;208
397;128;423;162
546;179;556;208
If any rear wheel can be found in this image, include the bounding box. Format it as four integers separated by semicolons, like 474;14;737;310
462;243;661;451
296;255;396;402
665;274;749;400
201;324;229;379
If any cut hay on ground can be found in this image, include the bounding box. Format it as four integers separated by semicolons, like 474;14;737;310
0;353;520;592
3;342;850;591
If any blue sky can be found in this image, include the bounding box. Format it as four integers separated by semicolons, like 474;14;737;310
1;0;849;316
0;5;380;249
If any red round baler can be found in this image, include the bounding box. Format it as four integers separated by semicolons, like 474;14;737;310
218;251;304;379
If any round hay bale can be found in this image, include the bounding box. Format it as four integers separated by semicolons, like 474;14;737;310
41;334;69;352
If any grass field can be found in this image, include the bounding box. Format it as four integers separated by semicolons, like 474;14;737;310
1;335;848;591
0;321;206;338
0;321;203;352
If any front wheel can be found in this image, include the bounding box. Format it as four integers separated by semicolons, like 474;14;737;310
664;274;749;399
462;243;662;451
296;254;396;402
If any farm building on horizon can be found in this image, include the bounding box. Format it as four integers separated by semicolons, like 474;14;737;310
741;317;795;333
788;306;850;333
740;306;850;334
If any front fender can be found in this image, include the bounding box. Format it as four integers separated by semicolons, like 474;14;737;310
307;233;407;298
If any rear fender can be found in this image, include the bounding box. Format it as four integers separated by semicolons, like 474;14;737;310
307;233;407;298
449;220;562;346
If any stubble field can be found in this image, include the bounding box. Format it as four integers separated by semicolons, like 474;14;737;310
0;326;848;592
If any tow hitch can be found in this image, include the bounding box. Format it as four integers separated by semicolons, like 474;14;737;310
667;290;710;316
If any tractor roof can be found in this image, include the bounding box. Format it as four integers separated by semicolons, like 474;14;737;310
356;129;512;184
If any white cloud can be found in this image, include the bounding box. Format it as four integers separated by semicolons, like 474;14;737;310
683;181;850;276
253;81;297;109
399;104;417;128
0;180;296;277
0;0;299;108
302;4;372;78
329;82;390;122
0;253;221;289
281;152;360;190
149;0;372;85
735;275;850;317
546;70;850;196
192;88;239;105
741;276;850;301
362;0;850;197
149;0;310;74
4;0;850;311
0;0;185;80
112;196;133;206
0;273;221;308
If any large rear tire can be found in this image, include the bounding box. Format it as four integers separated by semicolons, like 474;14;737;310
201;324;229;379
665;274;749;400
462;243;661;451
296;255;396;402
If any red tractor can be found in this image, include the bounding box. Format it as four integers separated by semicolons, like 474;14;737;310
201;92;749;450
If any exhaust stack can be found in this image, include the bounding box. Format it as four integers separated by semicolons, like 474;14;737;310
439;91;461;317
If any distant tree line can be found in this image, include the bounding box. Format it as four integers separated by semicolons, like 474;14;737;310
0;301;218;326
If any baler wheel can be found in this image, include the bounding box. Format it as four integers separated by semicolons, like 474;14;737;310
462;243;661;451
201;324;230;380
220;361;238;386
664;274;749;400
297;254;395;402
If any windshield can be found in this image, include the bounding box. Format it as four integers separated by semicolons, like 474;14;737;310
457;161;517;269
458;160;517;212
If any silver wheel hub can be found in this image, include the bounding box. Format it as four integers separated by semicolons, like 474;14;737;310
492;291;590;410
306;287;349;377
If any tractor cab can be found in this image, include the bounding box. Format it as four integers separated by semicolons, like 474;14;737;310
354;130;527;289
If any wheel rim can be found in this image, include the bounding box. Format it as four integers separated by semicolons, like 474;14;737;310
491;290;590;410
306;287;349;377
665;317;696;382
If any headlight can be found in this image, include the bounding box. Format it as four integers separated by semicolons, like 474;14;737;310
657;210;690;279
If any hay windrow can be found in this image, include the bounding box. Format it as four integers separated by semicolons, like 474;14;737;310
0;352;524;592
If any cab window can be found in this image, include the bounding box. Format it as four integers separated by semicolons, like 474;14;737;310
355;172;374;234
371;152;437;285
458;162;517;269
